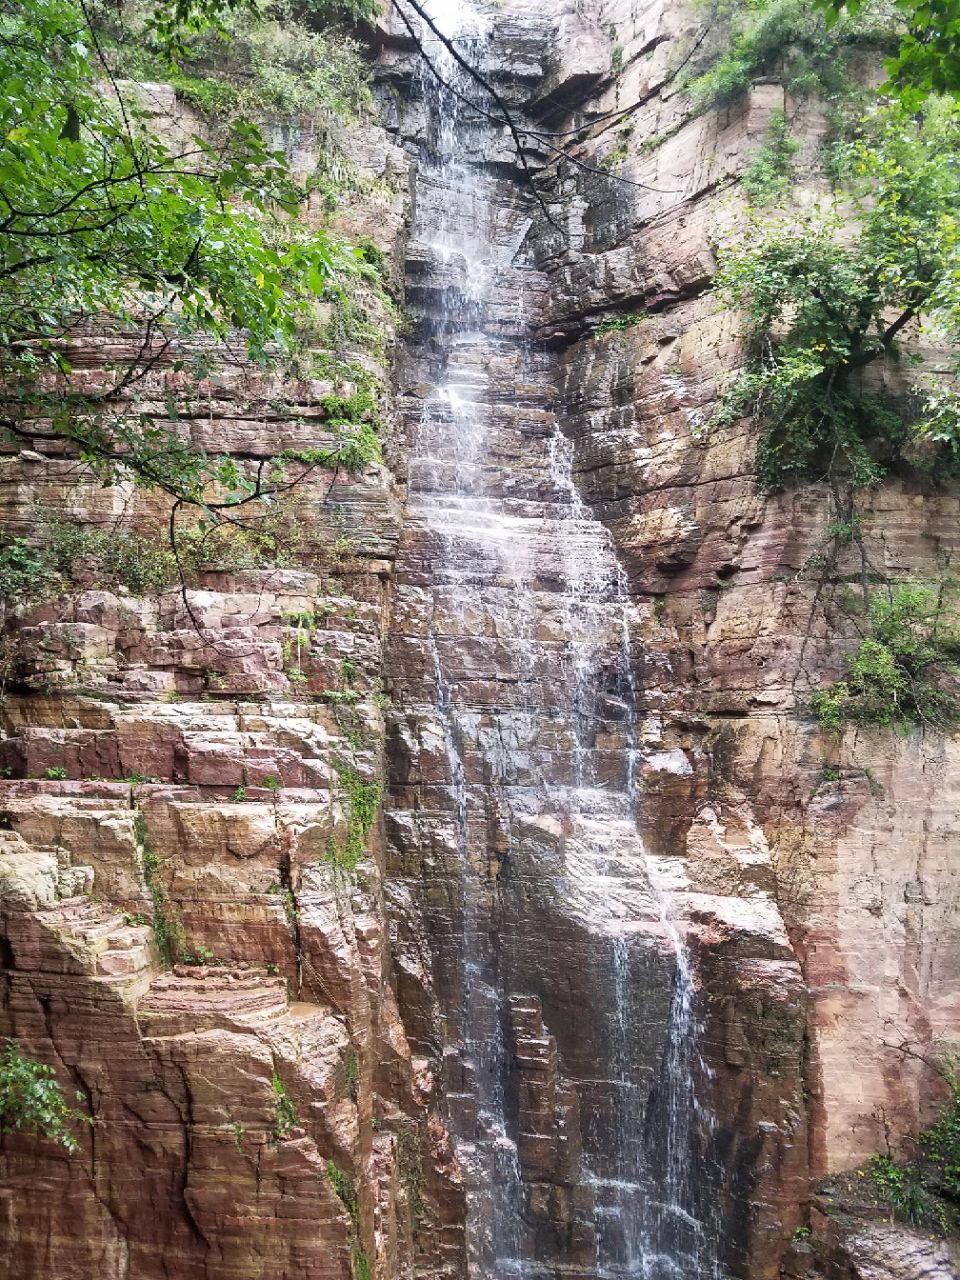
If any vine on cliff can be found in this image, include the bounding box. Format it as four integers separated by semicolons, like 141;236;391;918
330;759;382;872
135;809;187;966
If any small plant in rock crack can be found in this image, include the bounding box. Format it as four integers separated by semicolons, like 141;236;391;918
0;1039;89;1153
271;1073;299;1144
595;312;643;338
43;767;67;780
323;688;360;705
135;810;186;967
281;888;299;925
343;1048;359;1102
811;764;842;794
327;1160;359;1225
339;658;359;686
328;761;382;873
261;774;283;793
326;1146;370;1276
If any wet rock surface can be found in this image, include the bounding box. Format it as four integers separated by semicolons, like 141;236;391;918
0;0;958;1277
380;3;810;1278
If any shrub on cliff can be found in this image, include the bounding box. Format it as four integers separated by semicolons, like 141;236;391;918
714;97;960;491
849;1057;960;1233
0;1039;88;1153
93;0;376;126
812;584;960;732
922;1058;960;1202
690;0;900;111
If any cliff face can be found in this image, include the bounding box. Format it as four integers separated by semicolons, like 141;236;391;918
541;0;960;1168
379;6;807;1278
527;0;960;1273
0;3;958;1280
0;86;464;1280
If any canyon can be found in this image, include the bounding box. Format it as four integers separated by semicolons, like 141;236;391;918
0;2;958;1279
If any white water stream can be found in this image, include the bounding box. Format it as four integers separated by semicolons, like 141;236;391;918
395;2;724;1274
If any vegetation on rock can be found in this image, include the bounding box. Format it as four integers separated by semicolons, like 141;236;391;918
135;808;187;966
0;0;383;575
94;0;375;128
715;98;960;490
0;1039;87;1152
843;1057;960;1233
816;0;960;106
812;583;960;732
740;109;800;206
331;760;382;871
271;1071;299;1142
691;0;900;111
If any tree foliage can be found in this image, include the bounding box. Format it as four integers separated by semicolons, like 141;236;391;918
0;0;380;545
95;0;375;126
137;0;379;62
714;98;960;489
922;1057;960;1201
817;0;960;105
0;1039;87;1153
691;0;900;110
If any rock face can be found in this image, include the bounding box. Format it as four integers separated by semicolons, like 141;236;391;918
0;85;463;1280
789;1217;960;1280
1;1;958;1279
535;0;960;1184
381;4;807;1279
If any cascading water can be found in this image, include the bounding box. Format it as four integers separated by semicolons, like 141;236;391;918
387;1;724;1275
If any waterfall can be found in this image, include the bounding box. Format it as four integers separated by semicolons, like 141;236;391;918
388;1;724;1275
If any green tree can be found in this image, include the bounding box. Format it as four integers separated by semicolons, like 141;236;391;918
0;0;378;547
714;98;960;489
817;0;960;105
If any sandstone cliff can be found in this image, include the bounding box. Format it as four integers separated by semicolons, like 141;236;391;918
0;2;957;1280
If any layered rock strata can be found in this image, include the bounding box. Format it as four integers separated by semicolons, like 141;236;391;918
380;4;809;1279
537;0;960;1177
0;1;958;1278
0;84;465;1280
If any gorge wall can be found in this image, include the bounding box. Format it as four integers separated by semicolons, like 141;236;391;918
0;2;958;1280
